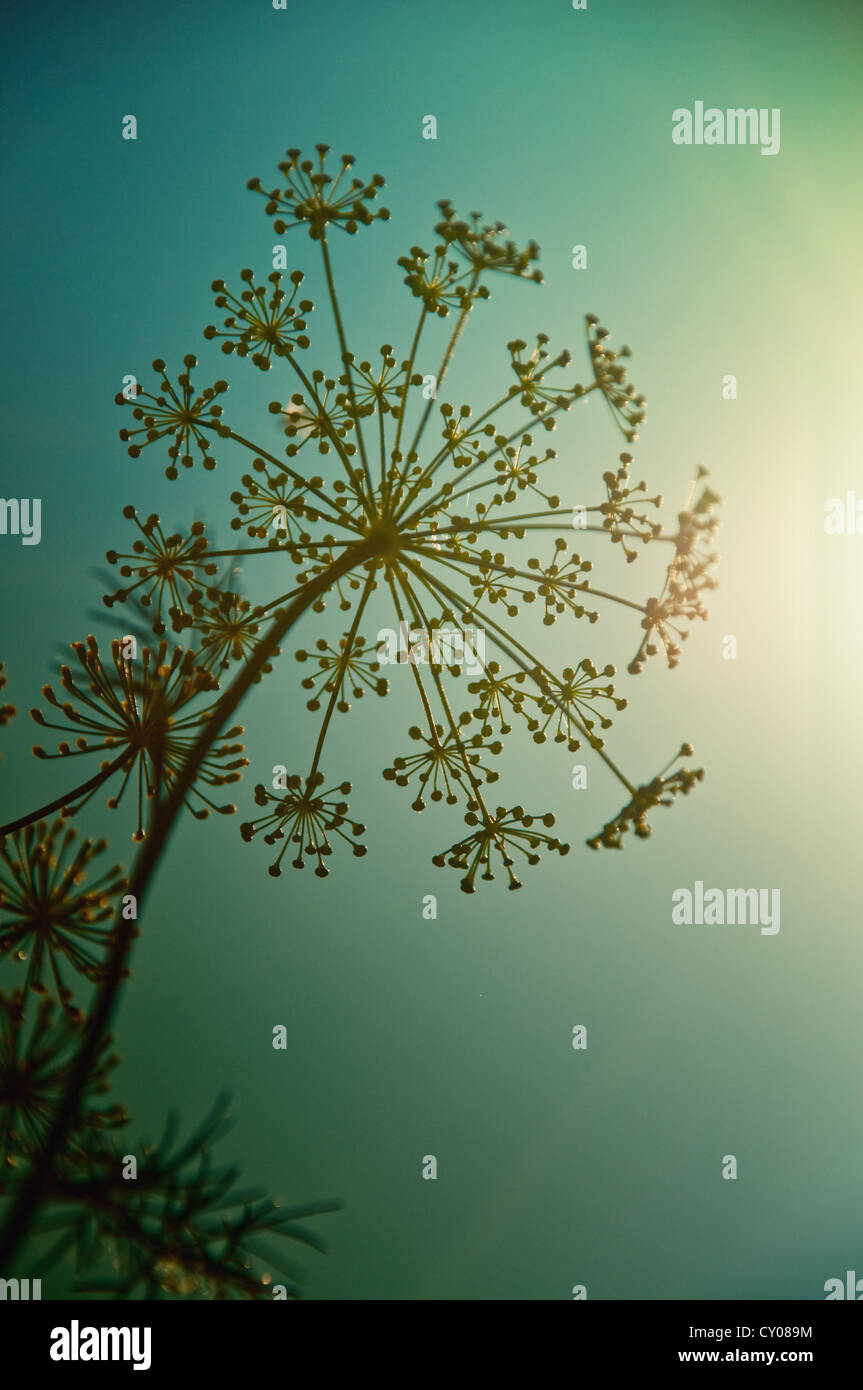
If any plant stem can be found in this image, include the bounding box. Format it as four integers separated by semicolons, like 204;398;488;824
0;536;378;1267
400;552;637;796
307;569;375;783
199;423;359;533
0;750;131;837
319;232;375;511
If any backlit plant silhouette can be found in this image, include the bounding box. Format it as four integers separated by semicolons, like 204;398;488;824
0;144;720;1291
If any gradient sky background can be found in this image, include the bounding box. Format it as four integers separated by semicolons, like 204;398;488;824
2;0;862;1299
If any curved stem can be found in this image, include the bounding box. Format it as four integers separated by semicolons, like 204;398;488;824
0;750;131;837
0;536;378;1267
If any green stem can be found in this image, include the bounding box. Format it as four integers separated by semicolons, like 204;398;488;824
0;750;131;838
319;233;375;512
198;422;359;533
0;536;378;1268
399;553;637;796
307;569;376;783
410;543;647;618
392;307;427;464
283;352;370;501
395;272;481;519
401;383;599;528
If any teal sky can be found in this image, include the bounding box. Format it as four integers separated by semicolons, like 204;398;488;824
2;0;862;1299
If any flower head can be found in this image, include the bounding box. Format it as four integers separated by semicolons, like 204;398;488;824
104;508;218;633
240;774;367;877
192;590;278;678
586;745;704;849
586;315;647;442
435;201;542;283
383;722;501;813
0;820;126;1010
205;269;313;370
105;146;720;886
433;805;569;893
628;470;721;673
295;634;387;711
117;357;229;479
30;636;246;839
248;145;389;239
